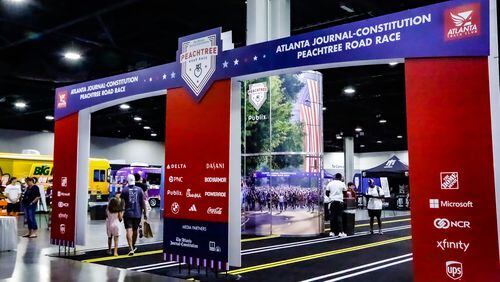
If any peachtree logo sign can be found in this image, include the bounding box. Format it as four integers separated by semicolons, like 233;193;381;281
179;29;219;102
248;82;268;111
57;91;68;109
445;3;480;41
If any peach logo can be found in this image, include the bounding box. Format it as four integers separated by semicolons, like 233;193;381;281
57;91;68;109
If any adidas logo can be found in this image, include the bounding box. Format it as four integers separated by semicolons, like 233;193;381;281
189;204;197;212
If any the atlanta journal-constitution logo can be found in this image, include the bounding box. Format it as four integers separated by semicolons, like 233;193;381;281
444;3;480;41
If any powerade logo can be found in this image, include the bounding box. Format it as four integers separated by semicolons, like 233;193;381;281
445;3;480;41
446;261;463;280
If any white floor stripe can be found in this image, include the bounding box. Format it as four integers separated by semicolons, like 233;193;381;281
300;253;413;282
323;257;413;282
130;225;411;272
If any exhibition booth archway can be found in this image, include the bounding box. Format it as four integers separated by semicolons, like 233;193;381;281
50;0;499;280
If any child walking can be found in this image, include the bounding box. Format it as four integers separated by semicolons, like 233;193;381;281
106;196;124;256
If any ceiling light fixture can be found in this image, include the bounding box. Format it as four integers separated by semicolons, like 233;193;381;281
63;51;82;61
151;133;157;137
336;135;342;140
340;5;354;13
6;0;26;4
360;144;365;148
355;127;362;132
45;115;54;120
143;126;151;130
343;87;356;95
133;116;142;121
322;107;327;111
389;62;399;66
14;101;27;109
119;104;130;110
379;119;387;124
377;140;383;144
397;135;403;139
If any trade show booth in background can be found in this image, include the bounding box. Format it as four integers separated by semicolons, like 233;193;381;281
48;0;499;280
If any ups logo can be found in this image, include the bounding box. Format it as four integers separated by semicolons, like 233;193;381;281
33;165;52;176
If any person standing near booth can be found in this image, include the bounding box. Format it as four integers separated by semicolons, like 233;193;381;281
327;173;347;237
4;178;22;216
21;177;40;238
366;179;385;235
121;174;147;256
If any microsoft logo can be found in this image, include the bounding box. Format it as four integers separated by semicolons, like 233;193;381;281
429;199;440;209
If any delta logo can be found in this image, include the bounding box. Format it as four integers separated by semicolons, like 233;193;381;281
444;3;480;41
57;91;68;109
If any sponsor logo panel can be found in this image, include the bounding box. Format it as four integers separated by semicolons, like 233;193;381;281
446;261;463;280
444;3;480;41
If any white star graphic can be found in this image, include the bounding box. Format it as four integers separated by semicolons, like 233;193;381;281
262;54;266;58
149;77;152;82
253;55;258;61
162;74;167;80
233;59;239;66
170;72;176;79
222;61;228;68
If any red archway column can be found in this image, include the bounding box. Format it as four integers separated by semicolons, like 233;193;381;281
50;113;79;247
406;57;500;281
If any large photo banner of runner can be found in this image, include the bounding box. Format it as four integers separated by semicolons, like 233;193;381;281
241;71;323;236
163;80;231;268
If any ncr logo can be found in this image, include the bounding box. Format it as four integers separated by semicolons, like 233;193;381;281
444;3;480;41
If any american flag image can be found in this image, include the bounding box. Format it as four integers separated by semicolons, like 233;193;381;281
299;72;323;172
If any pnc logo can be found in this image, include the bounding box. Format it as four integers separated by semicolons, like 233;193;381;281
445;3;480;41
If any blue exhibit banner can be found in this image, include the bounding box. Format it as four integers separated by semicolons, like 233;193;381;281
54;0;489;120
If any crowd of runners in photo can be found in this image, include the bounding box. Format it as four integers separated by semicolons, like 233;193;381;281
241;185;321;213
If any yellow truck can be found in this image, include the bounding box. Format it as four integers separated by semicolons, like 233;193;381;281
0;152;111;201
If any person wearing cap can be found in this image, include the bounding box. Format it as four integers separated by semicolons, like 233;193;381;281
366;179;385;234
121;174;147;255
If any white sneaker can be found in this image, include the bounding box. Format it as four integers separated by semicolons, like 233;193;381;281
340;232;347;237
329;232;334;237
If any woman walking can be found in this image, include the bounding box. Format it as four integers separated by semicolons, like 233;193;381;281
22;177;41;238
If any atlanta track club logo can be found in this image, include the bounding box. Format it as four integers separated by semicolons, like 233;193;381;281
248;82;268;111
444;3;480;41
179;33;218;102
57;91;68;109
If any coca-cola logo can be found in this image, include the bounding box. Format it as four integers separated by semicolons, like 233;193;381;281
207;207;223;215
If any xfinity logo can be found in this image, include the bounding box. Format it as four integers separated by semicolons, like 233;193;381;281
58;201;69;208
440;172;459;190
429;199;473;209
58;213;69;219
445;3;480;41
434;218;471;229
169;176;183;183
437;239;470;252
207;207;223;215
446;261;463;280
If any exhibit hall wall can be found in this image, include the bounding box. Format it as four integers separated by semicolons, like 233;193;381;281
0;128;165;165
324;151;409;174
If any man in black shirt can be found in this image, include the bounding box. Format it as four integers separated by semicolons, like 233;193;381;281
22;177;41;238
